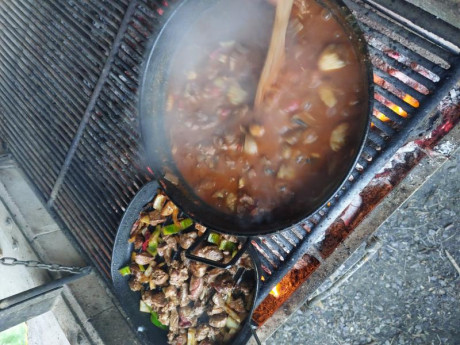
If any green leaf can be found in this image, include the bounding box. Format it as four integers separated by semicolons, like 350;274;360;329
0;323;27;345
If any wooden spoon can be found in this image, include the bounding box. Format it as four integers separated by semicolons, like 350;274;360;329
254;0;295;109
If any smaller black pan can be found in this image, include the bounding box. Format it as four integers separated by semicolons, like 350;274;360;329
111;181;262;345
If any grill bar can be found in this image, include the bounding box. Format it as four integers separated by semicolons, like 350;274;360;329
372;102;405;125
374;85;416;114
55;194;112;276
0;58;72;157
360;24;447;77
273;233;295;253
63;177;117;247
368;46;437;91
373;67;426;100
367;131;385;148
27;0;107;70
349;0;457;58
0;3;94;106
0;60;64;184
47;0;139;207
371;116;396;136
363;0;460;51
0;8;89;109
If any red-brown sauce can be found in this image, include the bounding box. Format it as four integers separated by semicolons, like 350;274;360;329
165;0;368;219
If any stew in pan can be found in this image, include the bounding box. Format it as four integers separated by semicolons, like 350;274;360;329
165;0;368;220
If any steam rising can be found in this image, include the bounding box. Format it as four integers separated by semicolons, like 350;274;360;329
169;0;275;90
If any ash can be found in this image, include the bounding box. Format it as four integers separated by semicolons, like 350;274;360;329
268;150;460;345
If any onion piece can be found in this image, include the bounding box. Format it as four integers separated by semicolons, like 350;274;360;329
153;194;166;211
244;135;258;155
226;193;237;212
144;264;154;277
225;316;240;329
277;164;296;180
172;207;180;228
318;44;346;71
187;328;197;345
161;201;176;217
227;83;247;105
249;124;265;137
223;304;242;323
140;300;152;313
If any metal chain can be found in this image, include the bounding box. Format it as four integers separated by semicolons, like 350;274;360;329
0;257;88;274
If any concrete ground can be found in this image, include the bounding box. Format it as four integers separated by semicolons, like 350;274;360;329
268;149;459;344
0;162;139;345
404;0;460;29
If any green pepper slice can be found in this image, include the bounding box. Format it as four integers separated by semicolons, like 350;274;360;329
207;232;221;245
146;244;158;257
146;227;161;256
219;240;236;252
162;218;193;235
118;266;131;276
150;311;168;330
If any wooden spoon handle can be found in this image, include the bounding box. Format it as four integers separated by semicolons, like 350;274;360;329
254;0;295;109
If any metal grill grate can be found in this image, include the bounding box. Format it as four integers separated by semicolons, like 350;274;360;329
0;0;459;318
0;0;129;199
52;0;168;277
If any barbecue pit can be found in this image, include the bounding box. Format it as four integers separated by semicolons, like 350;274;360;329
0;0;458;344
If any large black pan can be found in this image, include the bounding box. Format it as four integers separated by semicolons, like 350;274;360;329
139;0;373;237
111;181;262;345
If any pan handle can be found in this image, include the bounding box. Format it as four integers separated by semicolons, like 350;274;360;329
185;229;250;269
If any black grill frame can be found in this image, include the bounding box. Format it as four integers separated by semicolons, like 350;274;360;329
0;0;459;339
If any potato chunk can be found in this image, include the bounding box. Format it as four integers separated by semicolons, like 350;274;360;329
318;44;346;71
319;86;337;108
330;123;350;151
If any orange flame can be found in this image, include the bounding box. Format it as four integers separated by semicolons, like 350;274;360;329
269;283;281;298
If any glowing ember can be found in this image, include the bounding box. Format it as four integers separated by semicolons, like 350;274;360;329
269;283;281;298
389;103;408;118
403;94;420;108
373;101;408;123
374;74;385;85
373;93;415;123
374;109;390;122
373;74;421;110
